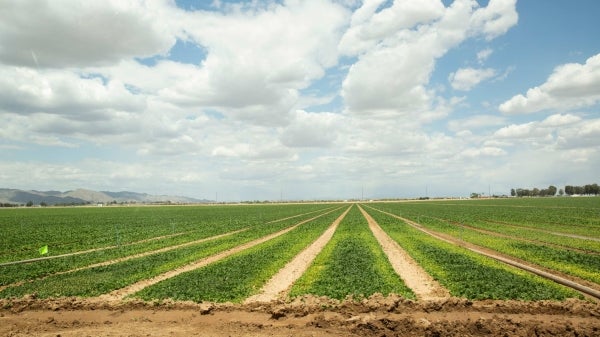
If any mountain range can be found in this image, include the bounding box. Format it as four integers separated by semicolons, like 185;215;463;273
0;188;208;205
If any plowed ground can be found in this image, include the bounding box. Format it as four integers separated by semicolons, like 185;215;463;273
3;205;599;336
2;296;599;337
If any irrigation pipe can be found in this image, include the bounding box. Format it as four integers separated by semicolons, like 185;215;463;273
365;205;600;301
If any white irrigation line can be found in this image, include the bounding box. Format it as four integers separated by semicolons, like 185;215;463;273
364;204;600;301
100;206;345;300
0;231;191;267
1;207;337;267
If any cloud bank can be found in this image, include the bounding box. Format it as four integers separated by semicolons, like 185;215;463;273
0;0;598;200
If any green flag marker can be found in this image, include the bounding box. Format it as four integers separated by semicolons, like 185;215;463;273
39;245;48;255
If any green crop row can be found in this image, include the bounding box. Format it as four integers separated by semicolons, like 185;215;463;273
405;212;600;255
133;206;349;303
376;198;600;238
0;227;243;286
371;200;600;252
475;220;600;254
0;204;334;262
364;206;579;300
382;209;600;285
0;207;338;299
0;205;334;286
289;205;415;300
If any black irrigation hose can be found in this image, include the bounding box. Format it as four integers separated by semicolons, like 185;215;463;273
365;205;600;301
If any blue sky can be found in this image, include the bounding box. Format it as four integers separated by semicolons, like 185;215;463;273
0;0;599;201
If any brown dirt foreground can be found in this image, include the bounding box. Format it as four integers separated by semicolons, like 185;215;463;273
1;296;599;337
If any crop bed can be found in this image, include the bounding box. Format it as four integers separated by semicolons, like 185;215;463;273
290;206;414;300
0;199;599;336
369;199;600;290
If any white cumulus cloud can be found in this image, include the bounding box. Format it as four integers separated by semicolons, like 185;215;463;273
499;53;600;114
469;0;518;40
0;0;179;68
0;66;145;118
339;0;517;118
280;110;342;148
449;67;496;91
477;48;493;64
171;0;350;126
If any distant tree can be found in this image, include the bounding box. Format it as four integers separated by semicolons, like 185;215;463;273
565;185;574;195
515;184;598;197
563;183;599;195
470;193;480;199
26;200;33;207
40;201;47;207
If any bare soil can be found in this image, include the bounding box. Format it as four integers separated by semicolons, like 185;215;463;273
484;219;600;242
1;296;599;337
245;206;352;303
415;213;599;255
0;231;193;267
98;207;342;301
366;205;600;300
358;205;450;300
3;206;600;336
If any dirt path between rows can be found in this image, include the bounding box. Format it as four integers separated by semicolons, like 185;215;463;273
484;219;600;242
0;228;249;293
265;206;334;224
1;296;599;337
97;207;342;301
0;231;193;267
427;215;599;255
1;209;338;293
1;208;334;268
52;229;248;275
358;205;450;301
244;206;352;303
365;206;600;301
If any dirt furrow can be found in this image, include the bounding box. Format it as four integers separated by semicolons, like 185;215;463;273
244;206;352;303
0;231;193;267
266;206;334;224
366;206;600;301
2;209;335;268
358;205;450;300
1;209;338;292
56;228;249;275
2;296;599;337
0;228;249;293
424;215;599;255
484;219;600;242
97;207;342;301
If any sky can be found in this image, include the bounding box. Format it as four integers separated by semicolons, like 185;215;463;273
0;0;599;201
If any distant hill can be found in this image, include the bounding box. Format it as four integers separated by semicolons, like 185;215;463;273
0;188;209;206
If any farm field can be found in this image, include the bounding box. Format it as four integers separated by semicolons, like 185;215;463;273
368;198;600;289
1;199;599;336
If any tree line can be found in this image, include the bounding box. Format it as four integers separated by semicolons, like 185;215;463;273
511;183;599;197
564;184;600;196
